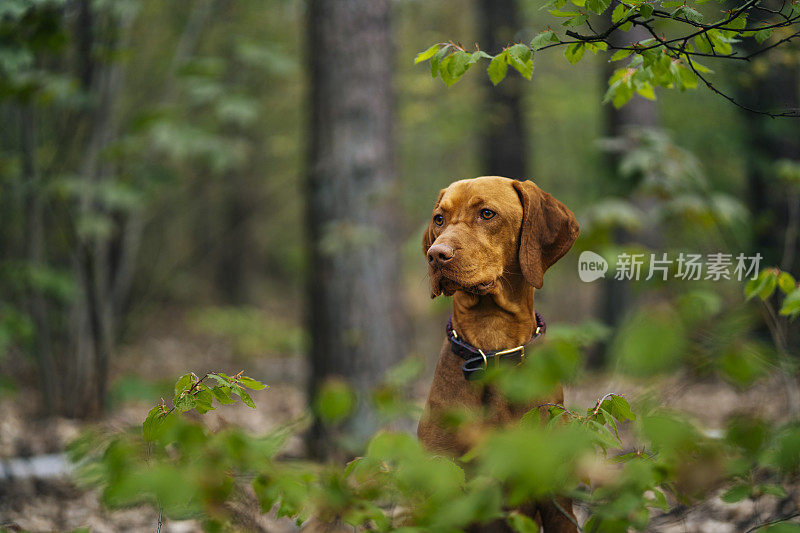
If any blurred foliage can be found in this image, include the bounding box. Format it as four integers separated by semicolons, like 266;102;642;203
108;374;174;407
71;275;800;531
188;306;307;357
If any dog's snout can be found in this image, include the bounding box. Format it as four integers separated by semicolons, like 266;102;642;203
427;243;455;266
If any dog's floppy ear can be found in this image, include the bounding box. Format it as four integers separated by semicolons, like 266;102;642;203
422;189;446;254
512;180;580;289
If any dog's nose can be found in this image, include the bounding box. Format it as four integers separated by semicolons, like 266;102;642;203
427;243;455;266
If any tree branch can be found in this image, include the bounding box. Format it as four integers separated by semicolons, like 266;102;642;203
744;511;800;533
683;52;800;118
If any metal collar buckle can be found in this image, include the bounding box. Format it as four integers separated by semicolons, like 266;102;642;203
477;345;526;370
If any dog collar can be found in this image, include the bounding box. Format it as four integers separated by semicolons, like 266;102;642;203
446;311;546;381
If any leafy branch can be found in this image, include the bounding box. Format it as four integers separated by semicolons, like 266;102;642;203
143;370;267;442
414;0;800;117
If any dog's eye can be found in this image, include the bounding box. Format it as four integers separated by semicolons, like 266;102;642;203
433;214;444;226
479;208;495;220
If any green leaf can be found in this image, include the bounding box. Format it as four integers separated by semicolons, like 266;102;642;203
760;484;788;498
721;484;751;503
698;29;733;55
586;0;611;15
610;49;633;61
690;59;712;74
173;391;197;412
488;51;509;85
563;13;589;27
727;14;748;31
441;50;472;86
470;51;492;64
448;50;472;77
675;6;703;23
609;395;636;421
240;376;267;390
612;82;633;107
507;44;533;79
230;386;256;408
531;30;559;51
611;3;628;23
414;44;440;64
430;45;451;78
777;272;796;295
211;385;236;405
754;28;773;44
585;41;608;54
194;389;215;414
719;343;770;388
565;43;586;64
507;511;540;532
174;373;193;397
745;270;777;301
143;406;169;442
208;373;231;386
648;488;669;510
695;34;713;54
639;3;654;18
636;82;656;100
314;379;355;423
674;63;698;90
780;288;800;317
549;9;580;16
760;524;800;533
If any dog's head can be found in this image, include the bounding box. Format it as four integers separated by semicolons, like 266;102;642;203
423;176;579;297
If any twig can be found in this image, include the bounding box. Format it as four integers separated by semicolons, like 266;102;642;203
744;511;800;533
743;30;800;61
566;12;641;42
551;498;584;532
683;53;800;119
592;392;623;415
537;402;581;418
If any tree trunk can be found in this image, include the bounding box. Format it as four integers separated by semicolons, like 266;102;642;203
738;37;800;275
306;0;402;458
65;1;130;417
591;14;659;368
477;0;528;180
20;105;59;414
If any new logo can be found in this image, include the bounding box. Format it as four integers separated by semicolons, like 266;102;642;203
578;250;608;282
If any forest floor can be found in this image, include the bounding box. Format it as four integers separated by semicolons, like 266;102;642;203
0;308;798;532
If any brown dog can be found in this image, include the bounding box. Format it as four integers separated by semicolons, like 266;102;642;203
418;176;580;532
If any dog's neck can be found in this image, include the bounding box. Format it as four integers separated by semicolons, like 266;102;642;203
451;270;535;351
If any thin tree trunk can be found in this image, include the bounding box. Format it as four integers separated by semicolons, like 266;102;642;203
110;210;144;327
477;0;528;179
307;0;402;458
215;173;250;305
65;1;130;417
20;105;59;414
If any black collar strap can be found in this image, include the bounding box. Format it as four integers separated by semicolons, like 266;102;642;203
446;311;546;381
